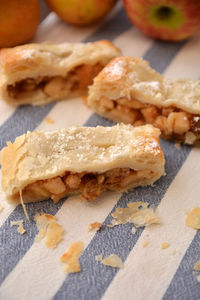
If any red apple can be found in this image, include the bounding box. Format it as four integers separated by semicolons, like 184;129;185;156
123;0;200;41
45;0;117;26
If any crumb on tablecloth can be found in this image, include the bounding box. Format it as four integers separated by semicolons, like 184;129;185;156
10;219;26;234
96;254;124;269
175;143;181;150
131;226;136;234
60;241;84;274
44;117;55;124
88;222;102;232
196;275;200;283
194;261;200;271
186;207;200;229
108;201;160;229
161;242;170;249
142;241;149;248
185;132;197;145
193;260;200;283
35;213;64;248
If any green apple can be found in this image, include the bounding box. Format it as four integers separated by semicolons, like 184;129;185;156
45;0;117;26
123;0;200;41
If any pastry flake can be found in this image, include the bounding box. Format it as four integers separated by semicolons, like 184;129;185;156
194;261;200;271
142;241;149;248
60;241;84;274
88;222;102;232
44;117;55;125
0;124;165;204
161;242;170;249
0;40;121;106
87;56;200;144
109;201;160;228
185;207;200;229
10;219;26;234
34;213;64;248
96;254;124;269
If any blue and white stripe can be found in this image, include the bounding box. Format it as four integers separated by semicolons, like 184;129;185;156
0;3;200;299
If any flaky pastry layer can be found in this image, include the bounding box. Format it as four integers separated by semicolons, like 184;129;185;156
0;40;121;106
0;124;165;204
88;56;200;144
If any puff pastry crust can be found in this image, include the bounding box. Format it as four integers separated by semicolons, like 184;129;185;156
0;40;121;106
0;124;165;204
88;56;200;144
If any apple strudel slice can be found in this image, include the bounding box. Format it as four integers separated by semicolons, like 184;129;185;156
0;40;121;106
0;124;165;204
87;56;200;144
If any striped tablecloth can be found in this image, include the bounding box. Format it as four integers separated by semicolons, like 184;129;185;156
1;2;200;300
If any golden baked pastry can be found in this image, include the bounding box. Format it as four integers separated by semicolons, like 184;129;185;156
0;40;121;106
87;56;200;144
0;124;165;204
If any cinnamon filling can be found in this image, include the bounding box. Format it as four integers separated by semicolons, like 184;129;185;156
96;96;200;143
14;168;154;203
7;63;103;100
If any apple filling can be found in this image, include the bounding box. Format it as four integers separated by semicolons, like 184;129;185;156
96;96;200;143
7;63;103;100
13;167;155;204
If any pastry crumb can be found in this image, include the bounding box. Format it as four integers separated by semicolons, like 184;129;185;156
185;132;196;145
142;241;149;248
96;254;124;269
110;201;160;229
194;261;200;271
196;275;200;283
35;213;63;248
10;219;26;234
45;222;64;249
161;242;170;249
174;143;181;150
96;255;103;262
60;241;84;274
131;226;136;234
44;117;55;124
88;222;102;232
186;207;200;229
0;204;4;212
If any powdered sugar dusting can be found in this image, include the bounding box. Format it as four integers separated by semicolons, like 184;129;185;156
100;57;200;114
17;124;162;179
105;59;127;79
133;81;162;98
20;49;37;60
